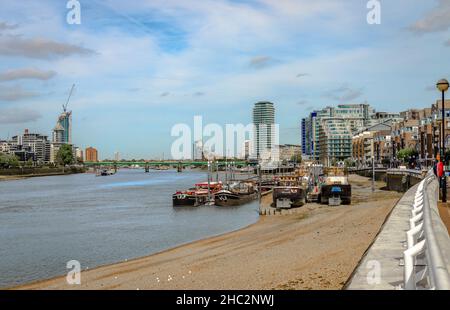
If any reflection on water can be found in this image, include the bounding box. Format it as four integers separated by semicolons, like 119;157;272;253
0;169;259;288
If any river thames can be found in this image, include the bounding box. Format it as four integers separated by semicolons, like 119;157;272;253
0;169;259;288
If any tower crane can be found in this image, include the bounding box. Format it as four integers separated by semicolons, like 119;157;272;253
63;84;75;113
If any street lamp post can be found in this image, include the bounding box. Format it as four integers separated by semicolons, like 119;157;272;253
437;79;449;202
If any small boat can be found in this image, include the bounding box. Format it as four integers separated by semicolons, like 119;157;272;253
96;169;115;176
214;181;257;206
173;182;222;207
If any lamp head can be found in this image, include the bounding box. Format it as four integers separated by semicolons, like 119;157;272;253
437;79;450;92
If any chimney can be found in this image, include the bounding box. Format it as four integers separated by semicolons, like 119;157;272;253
25;129;29;134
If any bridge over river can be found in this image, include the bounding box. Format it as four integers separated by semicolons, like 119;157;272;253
83;160;248;167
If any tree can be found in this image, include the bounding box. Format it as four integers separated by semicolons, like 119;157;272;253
397;148;418;162
344;158;356;168
56;144;74;166
25;158;33;167
291;154;302;164
0;152;19;168
397;148;419;168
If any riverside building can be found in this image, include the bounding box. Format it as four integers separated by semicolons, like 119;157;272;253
253;101;277;162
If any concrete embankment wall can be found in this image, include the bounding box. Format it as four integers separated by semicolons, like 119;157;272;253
354;169;387;182
386;173;422;192
353;169;423;192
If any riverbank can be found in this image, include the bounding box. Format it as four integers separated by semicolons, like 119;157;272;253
0;167;86;181
14;174;402;290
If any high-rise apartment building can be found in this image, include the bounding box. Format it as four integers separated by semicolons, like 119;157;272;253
242;140;252;160
50;110;73;163
114;151;120;162
85;147;98;162
301;103;400;163
10;129;50;163
75;147;84;162
318;118;353;166
193;140;204;160
56;111;72;144
252;101;275;160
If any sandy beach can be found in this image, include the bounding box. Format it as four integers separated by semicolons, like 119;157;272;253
15;174;402;290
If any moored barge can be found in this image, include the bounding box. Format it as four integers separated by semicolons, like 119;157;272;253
214;181;257;206
272;175;307;209
319;168;351;205
173;182;222;207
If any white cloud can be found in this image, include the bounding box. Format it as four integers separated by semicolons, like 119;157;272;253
0;37;96;60
0;68;56;81
409;0;450;34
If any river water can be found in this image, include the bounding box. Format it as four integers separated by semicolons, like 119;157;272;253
0;169;260;288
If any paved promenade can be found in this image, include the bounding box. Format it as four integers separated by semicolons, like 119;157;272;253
346;176;450;289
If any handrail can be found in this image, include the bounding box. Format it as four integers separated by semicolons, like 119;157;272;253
387;168;425;176
403;170;450;290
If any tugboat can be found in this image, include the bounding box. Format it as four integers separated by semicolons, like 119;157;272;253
272;175;307;209
173;182;222;207
214;181;257;206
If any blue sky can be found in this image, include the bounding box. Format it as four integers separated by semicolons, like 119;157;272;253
0;0;449;159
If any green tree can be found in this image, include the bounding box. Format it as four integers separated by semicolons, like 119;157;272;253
344;158;355;168
25;158;33;167
0;153;19;168
56;144;74;166
291;154;302;164
397;148;418;162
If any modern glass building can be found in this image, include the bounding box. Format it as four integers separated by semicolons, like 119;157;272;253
253;101;275;160
56;111;72;144
318;118;353;166
301;104;383;163
301;119;306;155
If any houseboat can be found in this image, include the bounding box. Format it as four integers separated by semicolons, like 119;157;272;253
173;182;222;207
272;175;307;209
319;168;351;205
214;181;257;206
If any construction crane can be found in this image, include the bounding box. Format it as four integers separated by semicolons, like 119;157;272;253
63;84;75;113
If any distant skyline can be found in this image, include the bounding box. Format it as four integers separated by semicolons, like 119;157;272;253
0;0;449;159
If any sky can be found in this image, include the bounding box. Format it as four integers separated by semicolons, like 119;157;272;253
0;0;449;159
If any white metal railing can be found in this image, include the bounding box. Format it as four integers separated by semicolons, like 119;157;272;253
403;171;450;290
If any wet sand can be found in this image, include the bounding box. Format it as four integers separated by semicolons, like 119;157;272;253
0;175;25;181
15;174;402;290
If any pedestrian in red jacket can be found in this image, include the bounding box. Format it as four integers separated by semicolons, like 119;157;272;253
437;161;444;178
